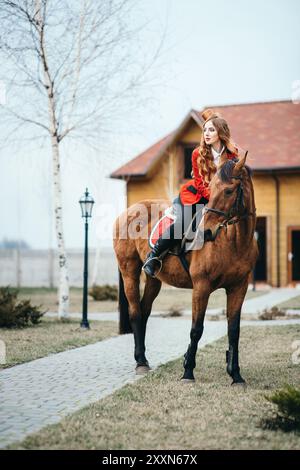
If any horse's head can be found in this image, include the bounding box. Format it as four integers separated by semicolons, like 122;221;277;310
203;151;253;242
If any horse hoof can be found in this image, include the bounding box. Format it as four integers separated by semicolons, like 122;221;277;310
135;365;151;375
180;378;195;384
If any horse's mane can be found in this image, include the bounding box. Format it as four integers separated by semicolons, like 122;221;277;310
218;159;253;183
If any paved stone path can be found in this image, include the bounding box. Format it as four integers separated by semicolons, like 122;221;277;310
201;288;300;316
240;288;300;314
1;316;300;449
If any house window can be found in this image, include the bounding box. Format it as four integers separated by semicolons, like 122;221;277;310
183;146;194;179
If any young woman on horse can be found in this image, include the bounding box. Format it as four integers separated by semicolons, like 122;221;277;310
142;108;240;278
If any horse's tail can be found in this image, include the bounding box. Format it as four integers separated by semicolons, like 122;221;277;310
118;269;132;334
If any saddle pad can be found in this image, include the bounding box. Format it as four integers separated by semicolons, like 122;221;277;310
149;207;177;248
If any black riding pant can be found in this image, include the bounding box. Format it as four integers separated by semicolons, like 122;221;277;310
159;196;207;244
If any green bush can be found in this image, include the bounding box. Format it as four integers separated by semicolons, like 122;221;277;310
0;286;46;328
89;284;118;301
267;385;300;423
261;385;300;432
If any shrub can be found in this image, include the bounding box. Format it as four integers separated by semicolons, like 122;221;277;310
162;306;183;318
261;385;300;432
267;385;300;422
259;306;285;321
0;286;46;328
89;284;118;301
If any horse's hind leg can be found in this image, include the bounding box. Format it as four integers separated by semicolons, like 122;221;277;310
121;259;162;374
139;276;162;366
128;276;162;375
120;267;149;370
225;279;248;385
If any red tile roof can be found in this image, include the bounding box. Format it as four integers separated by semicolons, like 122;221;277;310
110;133;175;179
110;100;300;179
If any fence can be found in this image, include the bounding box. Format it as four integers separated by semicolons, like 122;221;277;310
0;248;118;287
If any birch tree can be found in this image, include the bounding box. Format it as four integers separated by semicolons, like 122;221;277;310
0;0;165;318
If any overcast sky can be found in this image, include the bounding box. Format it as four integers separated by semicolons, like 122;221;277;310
1;0;299;250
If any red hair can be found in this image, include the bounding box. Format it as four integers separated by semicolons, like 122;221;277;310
196;109;239;184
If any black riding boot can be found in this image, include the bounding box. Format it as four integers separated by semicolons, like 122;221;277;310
142;229;176;278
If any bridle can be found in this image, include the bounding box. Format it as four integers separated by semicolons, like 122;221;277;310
202;174;256;241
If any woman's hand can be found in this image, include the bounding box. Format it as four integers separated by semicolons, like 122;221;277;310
199;196;209;204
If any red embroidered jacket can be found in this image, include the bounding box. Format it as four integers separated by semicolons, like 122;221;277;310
179;147;237;205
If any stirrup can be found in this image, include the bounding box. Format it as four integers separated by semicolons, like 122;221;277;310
142;256;163;277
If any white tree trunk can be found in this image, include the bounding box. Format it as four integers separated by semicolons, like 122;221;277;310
35;0;70;318
52;138;69;318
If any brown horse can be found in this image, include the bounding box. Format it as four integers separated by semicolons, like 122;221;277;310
113;151;258;384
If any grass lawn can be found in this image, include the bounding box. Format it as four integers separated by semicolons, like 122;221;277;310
17;286;265;314
0;317;117;369
9;324;300;450
276;295;300;310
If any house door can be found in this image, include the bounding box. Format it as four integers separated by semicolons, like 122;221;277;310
254;217;267;282
288;227;300;284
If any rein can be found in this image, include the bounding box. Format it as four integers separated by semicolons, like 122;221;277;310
203;175;256;241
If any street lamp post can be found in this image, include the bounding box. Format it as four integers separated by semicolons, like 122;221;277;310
79;188;94;329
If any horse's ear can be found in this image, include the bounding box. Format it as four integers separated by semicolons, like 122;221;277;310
233;150;248;175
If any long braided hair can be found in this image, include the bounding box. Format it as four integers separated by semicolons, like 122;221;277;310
196;109;239;185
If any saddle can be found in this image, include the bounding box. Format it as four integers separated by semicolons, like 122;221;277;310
148;206;204;274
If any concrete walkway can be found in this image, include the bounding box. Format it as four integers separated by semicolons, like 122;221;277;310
241;288;300;314
1;316;300;449
205;288;300;316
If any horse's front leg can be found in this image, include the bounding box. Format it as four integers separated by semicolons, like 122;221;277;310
181;282;210;382
225;279;248;385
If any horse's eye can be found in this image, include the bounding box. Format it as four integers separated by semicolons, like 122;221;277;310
225;188;234;196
